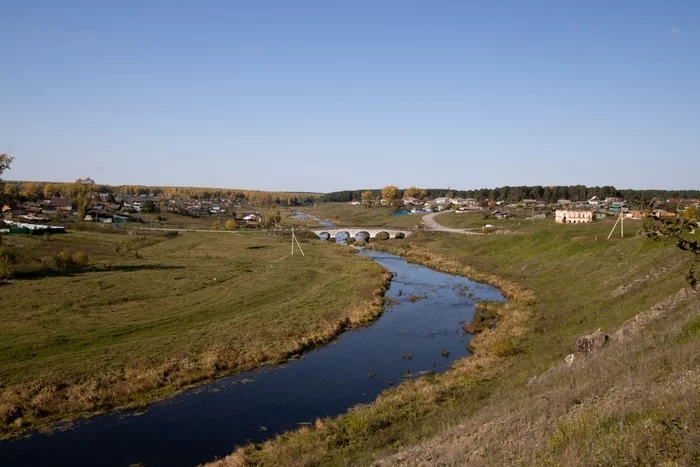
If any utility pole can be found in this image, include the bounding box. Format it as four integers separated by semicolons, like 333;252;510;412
291;228;305;256
607;208;625;240
621;209;624;238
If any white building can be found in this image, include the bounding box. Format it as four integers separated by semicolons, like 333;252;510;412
555;210;593;224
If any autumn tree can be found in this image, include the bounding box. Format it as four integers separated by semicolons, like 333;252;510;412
684;205;698;221
361;190;374;208
43;183;61;199
0;153;14;207
381;185;399;203
0;153;12;178
69;177;96;219
263;209;281;230
4;184;19;199
403;186;426;199
225;219;235;230
645;201;700;291
20;182;44;201
158;194;167;213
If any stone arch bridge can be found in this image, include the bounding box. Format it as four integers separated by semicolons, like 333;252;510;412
311;228;414;240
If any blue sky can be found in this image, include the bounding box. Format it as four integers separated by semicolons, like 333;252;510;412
1;1;698;192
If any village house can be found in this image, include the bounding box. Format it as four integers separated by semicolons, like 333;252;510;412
653;209;677;218
491;211;515;220
402;197;424;206
609;201;627;212
45;197;73;212
555;210;593;224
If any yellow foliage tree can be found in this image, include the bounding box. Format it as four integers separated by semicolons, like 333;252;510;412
43;183;61;199
361;190;374;208
381;185;399;202
403;186;426;199
69;178;96;219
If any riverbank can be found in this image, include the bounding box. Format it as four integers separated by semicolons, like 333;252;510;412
208;222;698;466
0;248;505;466
0;230;391;439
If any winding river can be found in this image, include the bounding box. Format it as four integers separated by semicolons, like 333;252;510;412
0;247;504;467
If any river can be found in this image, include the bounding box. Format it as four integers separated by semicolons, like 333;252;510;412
0;250;504;467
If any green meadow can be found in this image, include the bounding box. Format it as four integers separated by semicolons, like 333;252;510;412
0;229;389;437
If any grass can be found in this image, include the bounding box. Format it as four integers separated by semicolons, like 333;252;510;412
434;210;551;231
207;219;700;466
0;229;390;438
297;203;428;228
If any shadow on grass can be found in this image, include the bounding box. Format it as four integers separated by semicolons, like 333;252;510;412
12;264;185;281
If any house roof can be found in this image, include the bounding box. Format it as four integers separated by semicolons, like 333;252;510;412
49;197;72;208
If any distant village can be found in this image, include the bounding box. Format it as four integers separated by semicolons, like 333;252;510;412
2;182;699;236
352;195;700;224
1;190;267;235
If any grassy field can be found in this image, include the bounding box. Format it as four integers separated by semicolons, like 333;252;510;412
0;229;390;438
210;219;700;466
298;203;428;228
433;210;545;230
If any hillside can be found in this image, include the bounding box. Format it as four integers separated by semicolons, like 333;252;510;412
209;219;700;466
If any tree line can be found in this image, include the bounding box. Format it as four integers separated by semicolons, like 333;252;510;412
319;185;700;204
2;177;319;207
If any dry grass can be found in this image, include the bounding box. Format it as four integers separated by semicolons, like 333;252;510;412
204;221;699;466
0;230;390;438
377;291;700;466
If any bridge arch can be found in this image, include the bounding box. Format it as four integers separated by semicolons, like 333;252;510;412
394;232;406;239
355;231;370;241
317;232;330;240
374;231;390;240
335;231;350;243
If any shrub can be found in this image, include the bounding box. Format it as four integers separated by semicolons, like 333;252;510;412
0;246;16;264
52;250;90;271
52;250;75;270
0;256;14;279
74;251;90;267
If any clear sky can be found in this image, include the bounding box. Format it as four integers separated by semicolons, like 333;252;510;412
1;1;698;192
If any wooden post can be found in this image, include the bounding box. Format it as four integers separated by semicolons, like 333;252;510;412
621;210;624;238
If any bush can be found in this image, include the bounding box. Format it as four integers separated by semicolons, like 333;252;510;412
0;246;17;264
52;250;90;271
0;256;14;279
52;250;75;270
74;251;90;267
